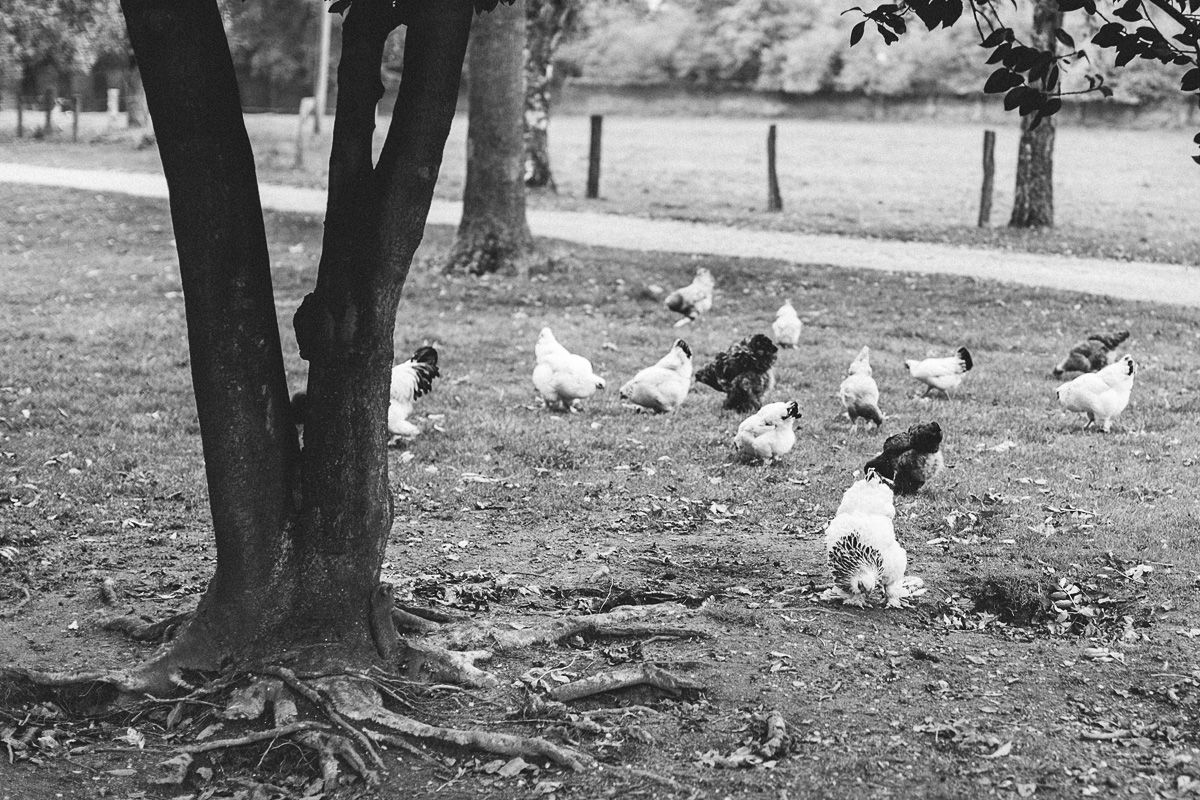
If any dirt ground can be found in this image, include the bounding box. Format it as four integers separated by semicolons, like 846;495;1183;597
2;187;1199;799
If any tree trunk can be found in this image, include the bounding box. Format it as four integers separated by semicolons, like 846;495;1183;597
126;63;150;129
523;0;572;190
447;0;537;275
1009;0;1060;229
120;0;474;684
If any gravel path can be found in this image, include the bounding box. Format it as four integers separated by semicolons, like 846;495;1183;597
5;161;1198;308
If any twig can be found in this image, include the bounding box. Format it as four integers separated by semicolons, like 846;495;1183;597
613;765;697;795
180;721;327;753
548;663;704;703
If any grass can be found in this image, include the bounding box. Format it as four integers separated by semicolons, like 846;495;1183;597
3;109;1200;266
3;184;1200;798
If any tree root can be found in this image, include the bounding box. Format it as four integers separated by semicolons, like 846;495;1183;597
438;602;707;652
402;643;498;689
181;721;328;754
102;611;192;643
548;663;704;703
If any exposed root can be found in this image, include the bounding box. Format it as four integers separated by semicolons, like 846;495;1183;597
440;602;706;652
345;701;595;772
181;721;328;754
103;611;192;643
548;663;704;703
402;643;498;689
295;729;379;789
392;607;440;634
395;603;469;624
369;583;400;662
759;709;789;760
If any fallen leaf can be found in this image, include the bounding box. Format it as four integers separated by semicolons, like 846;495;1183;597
983;741;1012;759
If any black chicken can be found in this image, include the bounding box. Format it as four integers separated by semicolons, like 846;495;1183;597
695;333;778;413
1052;330;1130;377
863;421;943;495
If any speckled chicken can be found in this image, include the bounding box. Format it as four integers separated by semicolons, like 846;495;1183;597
863;421;944;495
820;474;923;608
619;339;692;413
1052;330;1129;377
695;333;778;413
664;267;715;327
732;400;801;463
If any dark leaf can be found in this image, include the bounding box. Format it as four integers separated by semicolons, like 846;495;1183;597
1043;97;1063;116
986;42;1012;64
1003;86;1029;111
1028;111;1045;131
980;27;1011;48
1098;84;1114;98
880;26;899;45
1054;28;1075;48
1192;155;1200;165
1183;68;1200;92
1092;22;1124;49
1193;132;1200;144
1113;0;1142;21
983;68;1023;94
1046;64;1060;89
850;20;866;47
1007;45;1040;71
328;0;352;13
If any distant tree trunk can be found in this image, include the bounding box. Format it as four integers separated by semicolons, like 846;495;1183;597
447;0;537;275
1009;0;1060;228
126;62;150;129
523;0;572;190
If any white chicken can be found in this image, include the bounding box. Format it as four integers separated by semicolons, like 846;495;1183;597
1056;354;1136;432
619;339;692;413
388;346;440;441
732;400;801;463
771;300;802;348
905;346;973;399
532;327;606;411
664;267;715;327
838;345;883;430
821;474;923;608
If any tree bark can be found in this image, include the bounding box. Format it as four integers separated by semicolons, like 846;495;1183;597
523;0;572;190
126;62;150;129
120;0;474;682
1009;0;1060;229
447;0;538;275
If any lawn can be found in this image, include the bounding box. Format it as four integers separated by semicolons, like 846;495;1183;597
2;183;1199;798
2;109;1200;266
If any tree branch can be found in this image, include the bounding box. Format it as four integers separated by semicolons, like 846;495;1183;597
374;0;476;305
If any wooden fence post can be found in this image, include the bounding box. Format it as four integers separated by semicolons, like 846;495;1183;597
16;98;23;138
978;129;996;227
767;124;783;212
43;89;54;137
586;114;602;199
72;94;81;142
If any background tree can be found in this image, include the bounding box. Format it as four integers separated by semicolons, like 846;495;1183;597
524;0;575;189
1010;0;1062;228
448;0;539;274
846;0;1200;162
